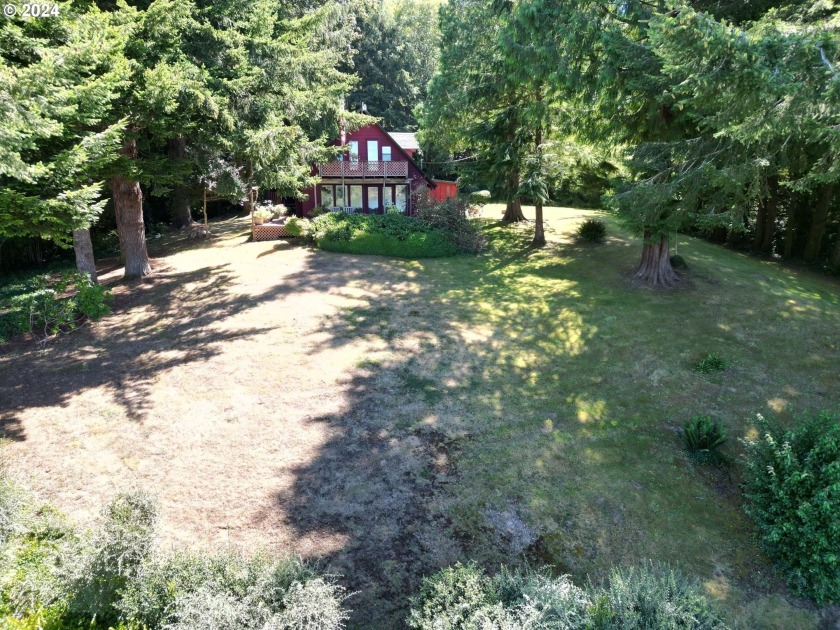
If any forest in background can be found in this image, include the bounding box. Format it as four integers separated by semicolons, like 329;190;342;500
1;0;839;283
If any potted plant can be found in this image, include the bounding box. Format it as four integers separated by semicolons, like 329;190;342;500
253;207;272;225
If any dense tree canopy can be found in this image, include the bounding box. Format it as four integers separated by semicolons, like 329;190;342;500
348;0;441;130
423;0;840;283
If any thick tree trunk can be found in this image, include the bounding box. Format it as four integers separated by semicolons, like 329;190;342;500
532;201;546;247
72;228;98;284
804;183;833;262
635;232;679;287
502;198;526;222
111;138;151;279
169;137;193;229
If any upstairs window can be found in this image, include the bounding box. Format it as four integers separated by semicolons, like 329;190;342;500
348;141;359;162
382;146;392;162
367;140;379;161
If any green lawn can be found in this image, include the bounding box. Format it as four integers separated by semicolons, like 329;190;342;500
2;206;837;628
341;204;838;627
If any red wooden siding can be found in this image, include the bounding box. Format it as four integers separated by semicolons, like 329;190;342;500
294;124;435;216
430;180;458;202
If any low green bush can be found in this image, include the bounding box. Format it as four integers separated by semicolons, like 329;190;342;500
468;190;491;206
683;416;727;460
409;562;726;629
0;475;350;629
742;411;840;604
0;272;111;344
284;216;311;238
694;353;727;374
310;213;459;258
575;218;607;243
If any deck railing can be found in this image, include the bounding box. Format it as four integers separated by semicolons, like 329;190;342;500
318;161;408;178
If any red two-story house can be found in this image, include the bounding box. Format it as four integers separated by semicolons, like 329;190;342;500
295;122;437;216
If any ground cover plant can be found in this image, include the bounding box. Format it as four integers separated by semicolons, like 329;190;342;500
0;207;837;628
0;474;348;629
742;411;840;605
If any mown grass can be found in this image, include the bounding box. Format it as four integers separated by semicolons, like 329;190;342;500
345;205;838;628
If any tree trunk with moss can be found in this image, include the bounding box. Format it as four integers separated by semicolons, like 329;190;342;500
111;138;151;279
635;232;679;287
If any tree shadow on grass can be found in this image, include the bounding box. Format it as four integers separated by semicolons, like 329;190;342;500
0;262;300;425
273;232;840;629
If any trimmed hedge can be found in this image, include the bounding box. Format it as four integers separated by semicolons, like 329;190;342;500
310;213;459;258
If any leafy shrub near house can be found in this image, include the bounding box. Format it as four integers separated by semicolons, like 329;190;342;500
414;196;486;253
285;216;311;237
0;475;349;629
310;212;459;258
742;411;840;604
408;562;726;629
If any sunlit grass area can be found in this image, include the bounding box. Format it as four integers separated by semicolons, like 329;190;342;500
340;204;838;628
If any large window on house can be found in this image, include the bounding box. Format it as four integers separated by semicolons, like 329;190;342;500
395;185;408;211
367;140;378;161
382;146;392;162
367;186;380;212
334;184;345;208
349;185;362;210
348;141;359;162
320;185;334;208
384;185;394;209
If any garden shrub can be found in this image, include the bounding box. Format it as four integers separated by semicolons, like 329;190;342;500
742;411;840;604
694;353;726;373
284;216;311;238
0;475;350;629
588;564;727;629
468;190;492;207
409;563;725;630
575;219;607;243
683;416;727;460
1;272;112;344
414;196;486;253
64;492;158;625
310;213;459;258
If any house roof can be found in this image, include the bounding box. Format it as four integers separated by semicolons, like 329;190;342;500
388;132;420;151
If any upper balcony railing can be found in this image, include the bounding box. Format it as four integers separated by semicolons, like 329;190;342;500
318;160;408;178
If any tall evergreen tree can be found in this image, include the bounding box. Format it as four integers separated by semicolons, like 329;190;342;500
0;4;128;282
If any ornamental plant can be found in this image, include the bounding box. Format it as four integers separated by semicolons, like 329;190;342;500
742;411;840;604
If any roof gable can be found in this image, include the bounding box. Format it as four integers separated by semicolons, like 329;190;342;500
341;124;435;188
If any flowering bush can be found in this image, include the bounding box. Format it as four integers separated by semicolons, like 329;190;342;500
743;411;840;604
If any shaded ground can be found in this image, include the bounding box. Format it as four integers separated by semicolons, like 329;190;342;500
1;207;838;628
